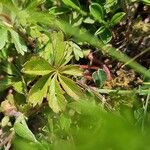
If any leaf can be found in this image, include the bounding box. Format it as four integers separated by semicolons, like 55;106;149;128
1;116;10;127
92;69;107;87
0;28;8;49
95;26;112;44
142;0;150;5
22;57;54;75
14;122;37;142
26;0;46;10
110;12;126;26
28;75;50;106
13;81;24;94
48;75;66;113
61;65;83;76
83;17;95;24
51;31;66;66
89;3;104;23
69;41;83;61
10;30;27;55
49;6;69;16
62;0;80;11
59;75;83;100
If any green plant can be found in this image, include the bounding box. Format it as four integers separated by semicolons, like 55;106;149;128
0;0;150;149
22;31;83;113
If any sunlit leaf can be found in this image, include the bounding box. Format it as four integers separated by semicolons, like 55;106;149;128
51;31;66;66
69;41;83;61
10;30;27;55
62;0;80;11
59;75;83;100
1;116;10;127
48;75;66;113
28;75;51;106
22;57;54;75
0;28;8;49
61;65;83;76
13;81;24;94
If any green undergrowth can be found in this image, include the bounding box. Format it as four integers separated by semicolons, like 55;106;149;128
0;0;150;149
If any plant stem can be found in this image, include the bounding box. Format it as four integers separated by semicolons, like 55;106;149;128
95;89;150;95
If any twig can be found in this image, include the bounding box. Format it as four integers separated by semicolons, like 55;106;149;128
122;47;150;68
95;89;150;95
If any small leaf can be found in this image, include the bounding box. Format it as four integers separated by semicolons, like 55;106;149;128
48;75;66;113
22;57;54;75
92;69;107;87
13;81;24;94
110;12;126;26
51;31;66;66
28;75;51;106
89;3;104;23
49;6;69;16
14;122;37;142
61;65;83;76
83;17;95;24
62;0;80;11
1;116;10;127
0;28;8;49
69;41;83;61
59;75;83;100
10;30;27;55
95;26;112;44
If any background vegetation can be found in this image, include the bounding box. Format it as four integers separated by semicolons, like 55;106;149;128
0;0;150;149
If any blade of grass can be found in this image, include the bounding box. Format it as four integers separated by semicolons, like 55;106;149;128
57;20;150;78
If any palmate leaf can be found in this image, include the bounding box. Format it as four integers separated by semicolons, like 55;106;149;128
22;57;54;75
59;75;83;100
28;74;51;106
48;75;67;113
60;65;83;76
